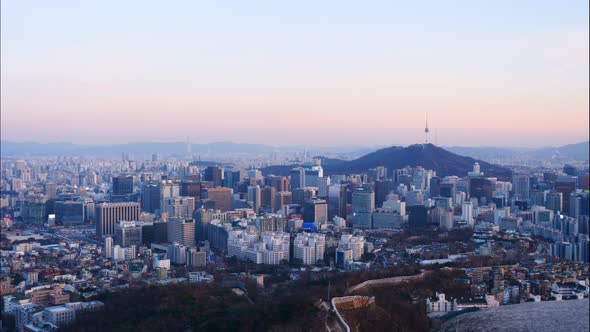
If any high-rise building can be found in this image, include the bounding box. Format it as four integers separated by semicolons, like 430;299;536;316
180;181;202;201
163;196;195;219
54;201;85;226
351;189;374;229
290;168;305;190
304;166;323;187
338;234;365;262
247;185;261;212
267;175;289;192
104;236;113;259
204;166;222;187
115;221;143;247
261;186;277;212
570;192;590;219
186;247;207;268
317;177;330;198
555;176;577;216
112;176;134;195
374;180;395;208
141;182;160;213
303;199;328;224
292;187;316;206
408;205;428;229
462;202;474;226
512;174;530;202
469;178;493;204
294;233;326;265
328;184;347;220
155;180;179;214
207;187;233;212
545;191;563;213
275;191;292;211
95;202;140;238
167;218;196;247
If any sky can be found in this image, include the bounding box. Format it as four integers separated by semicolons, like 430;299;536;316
1;0;589;147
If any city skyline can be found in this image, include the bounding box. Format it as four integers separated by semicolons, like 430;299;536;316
1;0;589;146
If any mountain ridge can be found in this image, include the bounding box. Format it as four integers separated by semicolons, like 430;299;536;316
262;144;512;178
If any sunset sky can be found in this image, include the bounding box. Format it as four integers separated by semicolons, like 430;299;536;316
1;1;588;147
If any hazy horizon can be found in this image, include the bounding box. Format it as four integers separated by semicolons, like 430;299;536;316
2;1;589;147
1;137;588;150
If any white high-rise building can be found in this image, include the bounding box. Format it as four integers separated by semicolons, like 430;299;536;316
227;231;290;265
294;233;326;265
104;236;113;259
462;202;474;226
338;234;365;261
112;245;137;261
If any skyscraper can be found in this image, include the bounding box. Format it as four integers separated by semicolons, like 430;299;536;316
167;218;196;247
247;185;261;212
351;188;375;229
555;175;577;216
328;184;347;220
545;191;563;213
159;180;180;212
115;221;143;247
141;182;160;213
462;202;474;226
204;166;222;187
95;202;141;238
104;236;113;259
207;187;233;212
290;168;305;190
303;199;328;224
112;176;134;195
512;174;530;202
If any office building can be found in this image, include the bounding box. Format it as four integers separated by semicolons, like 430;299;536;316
290;168;305;189
204;166;222;187
54;201;85;226
303;199;328;224
163;196;195;219
112;175;134;195
276;191;292;211
141;182;160;213
95;202;140;238
115;221;143;247
408;205;428;229
546;191;563;213
167;218;196;247
267;175;290;192
555;175;577;216
328;184;347;220
351;189;374;229
206;187;232;212
512;174;530;202
247;185;262;212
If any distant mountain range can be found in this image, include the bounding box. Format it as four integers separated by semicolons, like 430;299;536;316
0;141;379;158
446;141;589;162
262;143;513;178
